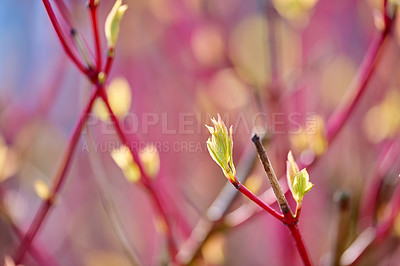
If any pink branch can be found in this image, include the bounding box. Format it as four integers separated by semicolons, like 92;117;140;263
42;0;88;75
287;223;312;266
325;10;394;143
13;88;99;263
88;0;102;71
236;183;283;221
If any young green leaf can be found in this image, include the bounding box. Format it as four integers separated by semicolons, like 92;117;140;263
206;114;237;184
105;0;128;49
286;151;313;204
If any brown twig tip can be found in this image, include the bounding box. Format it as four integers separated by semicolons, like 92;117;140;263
251;133;290;214
251;134;260;143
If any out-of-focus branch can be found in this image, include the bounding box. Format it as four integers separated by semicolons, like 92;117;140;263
85;127;143;266
0;201;59;266
98;89;178;262
359;137;400;226
13;88;99;263
341;182;400;265
325;0;395;144
88;0;102;71
330;191;352;266
42;0;88;75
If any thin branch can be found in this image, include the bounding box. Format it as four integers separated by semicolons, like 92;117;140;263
325;3;395;143
85;127;143;266
341;174;400;265
235;183;283;221
252;134;291;214
359;137;400;225
224;179;287;228
71;29;95;68
13;88;99;263
0;202;59;266
88;0;102;71
104;48;115;77
42;0;88;75
330;191;352;266
252;134;312;266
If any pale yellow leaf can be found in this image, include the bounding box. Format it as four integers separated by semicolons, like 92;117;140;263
139;144;160;179
34;179;50;200
93;77;132;120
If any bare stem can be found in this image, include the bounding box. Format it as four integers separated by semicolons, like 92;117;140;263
251;134;290;214
236;183;283;221
0;202;59;266
104;48;115;76
13;88;99;263
42;0;88;75
287;224;312;266
88;0;102;71
252;133;312;266
325;3;394;144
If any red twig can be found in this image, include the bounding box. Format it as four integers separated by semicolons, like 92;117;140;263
233;182;312;265
0;201;59;266
88;0;102;71
287;223;312;266
236;183;283;221
42;0;88;75
104;49;115;76
251;135;313;265
325;5;394;143
13;88;99;263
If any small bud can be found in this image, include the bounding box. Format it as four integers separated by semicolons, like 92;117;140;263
98;72;106;85
111;146;140;183
105;0;128;49
286;151;313;204
206;114;237;184
92;77;132;120
139;144;160;179
34;179;50;200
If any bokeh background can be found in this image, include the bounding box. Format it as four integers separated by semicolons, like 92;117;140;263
1;0;400;265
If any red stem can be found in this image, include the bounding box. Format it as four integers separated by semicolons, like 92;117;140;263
325;18;393;143
287;223;312;266
237;183;312;265
236;183;283;221
104;49;115;76
98;89;178;262
13;88;99;263
89;0;102;71
41;0;88;75
12;221;60;266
